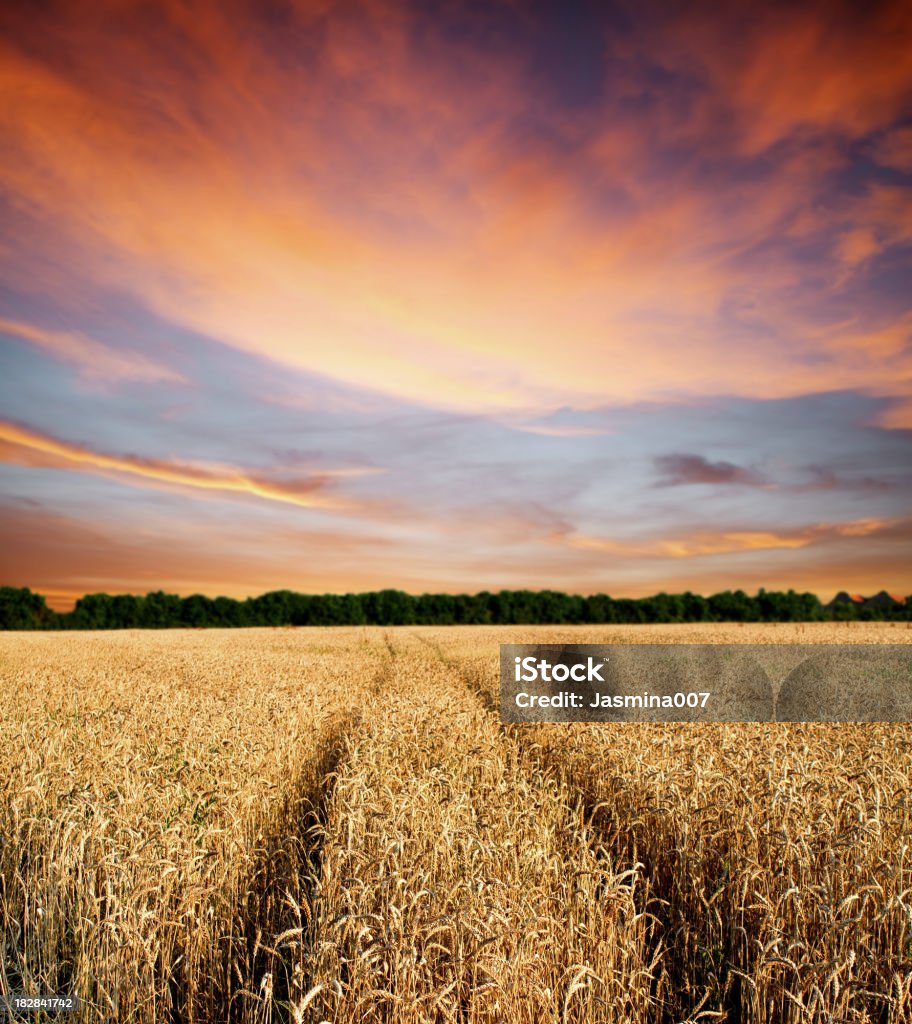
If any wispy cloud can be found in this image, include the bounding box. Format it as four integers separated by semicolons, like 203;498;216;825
0;0;909;413
795;465;896;494
0;501;402;609
0;421;375;512
563;517;904;561
0;317;184;385
653;454;768;488
0;0;910;599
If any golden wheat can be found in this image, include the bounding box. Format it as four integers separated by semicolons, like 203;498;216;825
0;630;382;1021
441;622;912;1023
293;635;659;1023
0;623;908;1022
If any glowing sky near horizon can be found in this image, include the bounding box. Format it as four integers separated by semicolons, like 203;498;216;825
1;0;911;608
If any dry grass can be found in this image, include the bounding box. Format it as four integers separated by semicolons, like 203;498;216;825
441;623;912;1022
0;630;382;1021
294;635;659;1023
0;623;909;1022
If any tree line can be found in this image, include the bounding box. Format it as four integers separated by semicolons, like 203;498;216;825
1;585;909;630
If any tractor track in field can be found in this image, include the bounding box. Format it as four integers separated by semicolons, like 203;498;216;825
408;633;679;1022
413;633;752;1023
235;637;401;1024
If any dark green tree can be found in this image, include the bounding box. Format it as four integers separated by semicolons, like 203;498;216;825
708;590;759;622
70;593;114;629
0;587;55;629
7;585;906;628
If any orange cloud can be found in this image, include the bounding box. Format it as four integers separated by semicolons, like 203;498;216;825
874;399;912;430
0;504;404;610
562;531;803;559
0;317;184;384
874;126;912;172
1;2;910;607
0;421;375;511
0;0;909;417
564;517;899;560
2;497;910;611
659;1;912;155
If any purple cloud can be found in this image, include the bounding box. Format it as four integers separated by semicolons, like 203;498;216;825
654;454;768;487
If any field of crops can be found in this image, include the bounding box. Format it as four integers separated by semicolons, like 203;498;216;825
1;623;910;1023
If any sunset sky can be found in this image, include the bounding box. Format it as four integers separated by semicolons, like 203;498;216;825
1;0;911;609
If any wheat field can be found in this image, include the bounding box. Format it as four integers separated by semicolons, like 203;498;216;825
1;623;910;1022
